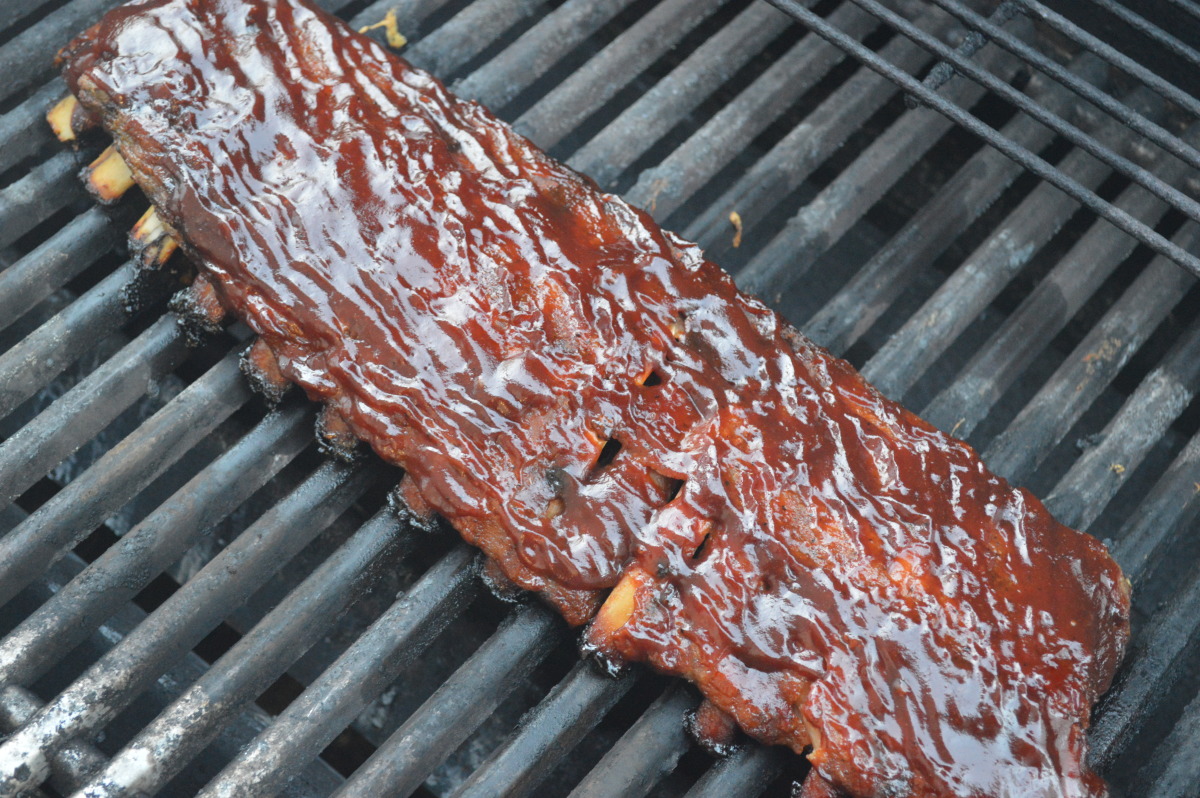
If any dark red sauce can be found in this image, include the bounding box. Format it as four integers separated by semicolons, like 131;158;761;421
60;1;1131;793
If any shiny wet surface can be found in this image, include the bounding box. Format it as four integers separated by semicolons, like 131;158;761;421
61;0;1130;793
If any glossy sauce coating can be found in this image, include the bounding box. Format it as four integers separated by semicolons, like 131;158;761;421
60;1;1130;794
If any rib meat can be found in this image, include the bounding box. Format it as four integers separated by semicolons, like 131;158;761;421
56;0;1131;794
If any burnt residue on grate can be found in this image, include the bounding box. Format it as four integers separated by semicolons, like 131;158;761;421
1;0;1200;796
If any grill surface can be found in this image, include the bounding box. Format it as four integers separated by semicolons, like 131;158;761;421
1;0;1199;796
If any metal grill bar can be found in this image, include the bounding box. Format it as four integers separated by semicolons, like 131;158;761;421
0;403;310;687
0;80;65;176
1035;368;1200;776
985;224;1200;480
1087;0;1200;69
1047;318;1200;531
802;63;1083;354
0;349;253;608
452;663;636;798
1045;377;1189;526
0;684;107;795
1168;0;1200;18
0;460;372;796
991;277;1193;490
333;605;560;798
930;0;1200;174
0;314;187;508
684;745;787;798
626;2;877;218
861;93;1166;398
915;0;1015;96
763;0;1200;277
401;0;549;78
730;51;998;296
78;508;409;798
0;0;127;104
680;4;956;249
566;684;695;798
921;130;1196;433
1015;0;1200;119
1145;687;1200;794
1100;437;1200;743
1091;561;1200;767
343;0;449;29
568;1;789;186
1;542;347;796
1;0;1199;795
0;150;86;251
0;0;59;33
455;0;640;109
1111;430;1200;580
0;260;139;421
197;544;480;798
0;207;118;335
847;0;1200;223
515;0;728;150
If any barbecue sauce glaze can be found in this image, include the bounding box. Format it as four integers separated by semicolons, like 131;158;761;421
59;0;1131;794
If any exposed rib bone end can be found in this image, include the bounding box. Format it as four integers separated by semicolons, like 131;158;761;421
581;567;649;676
47;95;81;142
316;404;360;462
129;206;179;269
168;272;226;345
47;93;99;142
84;144;136;204
240;337;291;406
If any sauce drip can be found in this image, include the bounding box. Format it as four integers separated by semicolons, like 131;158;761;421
61;1;1130;793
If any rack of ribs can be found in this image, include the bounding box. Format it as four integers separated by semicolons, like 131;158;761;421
50;0;1131;794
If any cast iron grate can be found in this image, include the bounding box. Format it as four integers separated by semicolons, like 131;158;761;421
0;0;1198;796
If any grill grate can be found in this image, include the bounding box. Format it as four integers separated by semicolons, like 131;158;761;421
1;0;1200;796
765;0;1200;278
